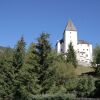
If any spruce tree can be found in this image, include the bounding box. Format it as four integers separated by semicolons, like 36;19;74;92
0;48;14;99
22;43;41;95
13;36;25;72
35;33;54;94
12;36;26;99
66;42;77;68
93;45;100;75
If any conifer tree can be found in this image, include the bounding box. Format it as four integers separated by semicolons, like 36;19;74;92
35;33;54;94
93;45;100;75
13;36;25;72
66;42;77;68
0;48;14;99
22;43;41;95
12;36;26;99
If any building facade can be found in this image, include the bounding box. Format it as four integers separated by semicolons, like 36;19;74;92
56;20;92;66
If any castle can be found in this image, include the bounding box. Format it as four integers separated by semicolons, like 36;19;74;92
56;20;92;66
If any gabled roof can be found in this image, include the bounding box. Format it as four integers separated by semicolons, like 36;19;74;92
65;20;77;31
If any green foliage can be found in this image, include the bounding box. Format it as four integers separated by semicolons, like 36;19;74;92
93;45;100;64
0;48;14;99
0;33;98;99
48;54;76;94
12;37;26;99
66;42;77;68
65;78;78;93
93;45;100;75
31;93;76;100
34;33;55;94
76;76;95;97
54;55;76;85
12;66;41;100
93;80;100;97
13;36;25;71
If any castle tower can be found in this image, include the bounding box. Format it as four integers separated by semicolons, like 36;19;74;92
63;20;77;53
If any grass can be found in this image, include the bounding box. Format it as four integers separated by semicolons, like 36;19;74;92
75;65;94;75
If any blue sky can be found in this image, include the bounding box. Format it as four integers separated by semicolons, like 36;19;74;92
0;0;100;48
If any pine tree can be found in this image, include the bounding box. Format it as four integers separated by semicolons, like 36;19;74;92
23;43;41;95
93;45;100;75
0;48;14;99
66;42;77;68
35;33;55;94
12;36;26;99
13;36;25;72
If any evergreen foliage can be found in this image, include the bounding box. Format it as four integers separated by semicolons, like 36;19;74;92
34;33;55;94
66;42;77;68
93;45;100;75
12;36;26;99
0;48;14;99
93;45;100;65
13;36;25;72
0;33;99;99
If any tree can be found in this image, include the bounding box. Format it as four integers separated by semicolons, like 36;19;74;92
66;42;77;68
93;45;100;75
93;45;100;65
12;36;26;99
0;48;14;99
13;36;25;72
48;53;76;94
34;33;55;94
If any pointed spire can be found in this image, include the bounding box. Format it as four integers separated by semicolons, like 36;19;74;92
65;20;77;31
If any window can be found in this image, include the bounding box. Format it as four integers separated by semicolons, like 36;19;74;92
83;49;84;51
86;54;88;57
87;49;88;51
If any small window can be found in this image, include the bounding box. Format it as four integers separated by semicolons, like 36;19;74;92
83;49;84;51
70;32;71;34
86;54;88;57
87;49;88;51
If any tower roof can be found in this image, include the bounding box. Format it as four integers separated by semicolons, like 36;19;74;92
65;20;77;31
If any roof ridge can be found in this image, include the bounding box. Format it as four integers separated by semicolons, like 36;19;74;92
65;20;77;31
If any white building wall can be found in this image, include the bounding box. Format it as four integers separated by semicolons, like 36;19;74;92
56;41;61;53
77;44;92;66
89;44;93;61
64;30;77;53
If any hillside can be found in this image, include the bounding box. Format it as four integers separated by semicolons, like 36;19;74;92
0;46;13;59
75;65;94;75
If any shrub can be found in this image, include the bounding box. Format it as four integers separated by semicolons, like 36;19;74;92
93;80;100;97
76;75;95;97
65;78;78;94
